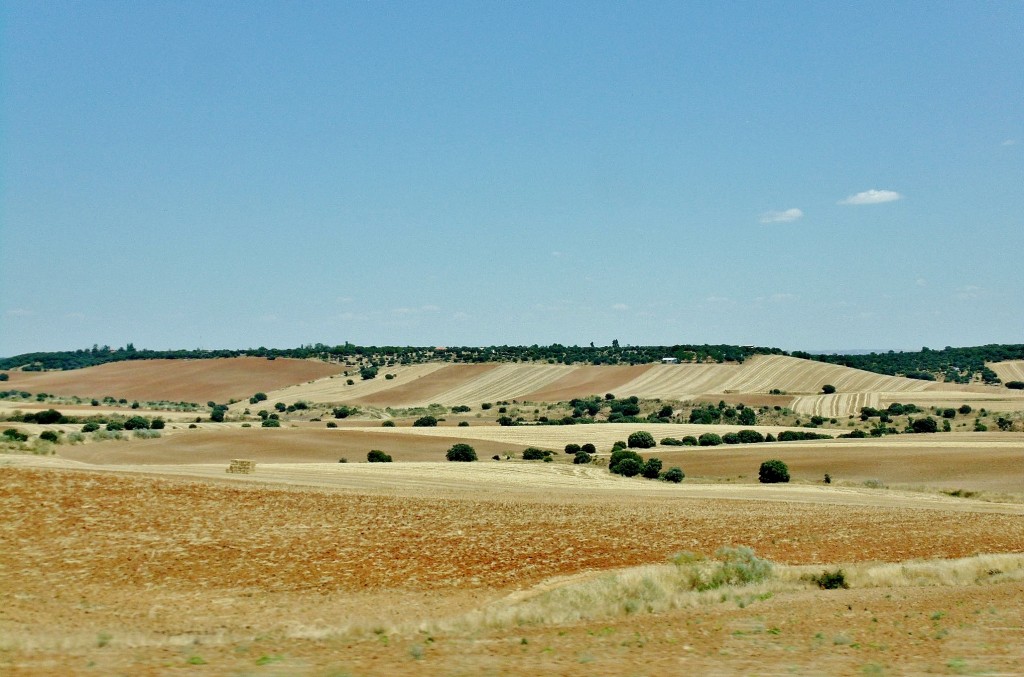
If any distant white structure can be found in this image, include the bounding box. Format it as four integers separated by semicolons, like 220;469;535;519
661;357;679;364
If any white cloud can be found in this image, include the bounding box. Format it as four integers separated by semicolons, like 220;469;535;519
1002;139;1017;146
770;293;796;302
611;303;629;311
838;189;903;205
955;285;982;300
6;308;33;317
759;208;803;224
452;311;469;320
916;278;927;287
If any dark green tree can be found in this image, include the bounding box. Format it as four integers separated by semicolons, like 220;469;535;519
758;459;790;483
446;443;477;462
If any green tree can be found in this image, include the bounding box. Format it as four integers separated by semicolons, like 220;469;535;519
627;430;656;449
911;417;938;433
758;459;790;483
413;415;438;427
662;466;684;483
367;449;392;463
822;384;836;394
446;443;477;462
641;457;663;479
698;433;722;446
123;415;150;430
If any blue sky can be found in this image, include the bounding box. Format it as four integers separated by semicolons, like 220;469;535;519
2;1;1021;356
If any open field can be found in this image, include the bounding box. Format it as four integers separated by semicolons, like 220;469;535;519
4;355;1024;674
2;460;1023;675
2;357;346;404
990;359;1024;383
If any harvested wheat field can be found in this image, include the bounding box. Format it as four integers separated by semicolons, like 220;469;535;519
2;458;1023;676
3;357;346;404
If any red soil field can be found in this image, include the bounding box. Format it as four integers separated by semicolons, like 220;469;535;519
3;357;345;403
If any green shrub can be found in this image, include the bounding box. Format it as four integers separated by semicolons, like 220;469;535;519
564;443;582;454
261;419;281;428
612;457;643;477
381;420;395;427
150;418;165;430
822;384;836;394
326;421;337;428
660;437;684;446
698;433;722;446
627;431;656;449
811;569;849;589
722;432;740;444
681;435;698;446
662;466;684;483
911;417;938;433
39;430;60;443
522;447;552;461
707;546;773;589
446;443;477;462
360;366;378;380
66;432;85;444
736;429;765;444
641;457;663;479
81;422;100;433
573;451;592;464
105;421;124;431
367;449;392;463
758;459;790;483
581;442;596;454
413;415;438;427
451;405;471;413
123;415;150;430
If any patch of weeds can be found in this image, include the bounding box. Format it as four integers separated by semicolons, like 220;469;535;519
408;645;424;660
186;655;207;665
96;632;112;648
863;479;886;489
255;654;284;666
833;633;853;646
861;663;886;675
946;658;969;674
577;653;595;664
930;611;945;621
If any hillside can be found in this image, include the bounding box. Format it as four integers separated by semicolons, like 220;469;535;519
1;357;345;404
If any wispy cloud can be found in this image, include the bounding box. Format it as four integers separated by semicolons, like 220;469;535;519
1002;139;1018;147
838;189;903;205
759;208;803;224
611;303;629;311
955;285;982;300
6;308;34;317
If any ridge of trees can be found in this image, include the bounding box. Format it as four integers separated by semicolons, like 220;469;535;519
2;342;1022;385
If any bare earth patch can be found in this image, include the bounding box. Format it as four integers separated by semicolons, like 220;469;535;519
2;463;1023;675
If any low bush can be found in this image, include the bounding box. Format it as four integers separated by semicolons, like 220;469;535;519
451;405;471;413
367;449;392;463
736;429;765;444
698;433;722;446
326;421;337;428
133;429;161;439
758;459;790;483
722;432;740;444
261;419;281;428
81;422;100;433
627;430;656;449
3;428;28;442
564;443;581;454
39;430;60;443
660;437;684;446
446;443;477;462
681;435;698;446
811;569;849;589
573;451;592;464
662;466;684;483
381;420;395;427
581;442;596;454
413;415;438;427
641;457;663;479
522;447;553;461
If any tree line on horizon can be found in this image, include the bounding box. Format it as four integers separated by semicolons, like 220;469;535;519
1;342;1022;386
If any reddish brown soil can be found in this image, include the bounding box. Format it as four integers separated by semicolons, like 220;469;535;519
518;365;654;403
3;357;345;403
57;428;524;465
352;363;500;406
2;467;1022;675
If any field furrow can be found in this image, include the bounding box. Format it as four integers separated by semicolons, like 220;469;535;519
409;364;570;406
991;360;1024;383
615;363;741;399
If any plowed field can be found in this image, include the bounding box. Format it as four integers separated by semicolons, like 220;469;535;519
2;357;345;403
2;462;1023;676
